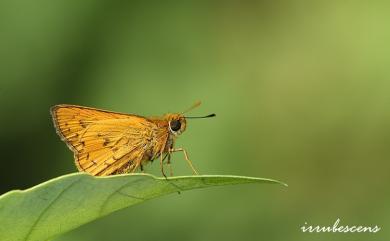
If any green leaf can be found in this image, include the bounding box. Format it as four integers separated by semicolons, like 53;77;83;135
0;173;286;241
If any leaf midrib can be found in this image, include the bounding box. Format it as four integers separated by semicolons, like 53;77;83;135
24;177;82;241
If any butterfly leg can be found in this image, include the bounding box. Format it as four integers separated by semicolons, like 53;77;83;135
167;154;174;176
160;152;167;178
169;148;199;175
160;153;181;194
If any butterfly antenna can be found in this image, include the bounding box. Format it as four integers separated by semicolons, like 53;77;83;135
182;101;202;114
185;113;216;119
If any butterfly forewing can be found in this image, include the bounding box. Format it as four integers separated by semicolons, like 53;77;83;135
51;105;159;176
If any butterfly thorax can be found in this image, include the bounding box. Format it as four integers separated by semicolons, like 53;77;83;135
142;113;186;161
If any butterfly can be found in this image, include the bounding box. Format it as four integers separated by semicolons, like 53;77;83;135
50;101;215;177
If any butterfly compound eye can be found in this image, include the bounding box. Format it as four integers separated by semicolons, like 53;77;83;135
170;120;181;132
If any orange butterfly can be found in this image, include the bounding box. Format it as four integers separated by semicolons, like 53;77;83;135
50;101;215;177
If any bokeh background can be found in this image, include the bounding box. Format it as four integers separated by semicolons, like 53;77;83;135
1;1;389;241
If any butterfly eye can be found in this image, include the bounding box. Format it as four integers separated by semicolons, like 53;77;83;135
170;120;181;132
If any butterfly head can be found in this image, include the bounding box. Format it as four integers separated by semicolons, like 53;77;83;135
165;101;216;136
165;114;187;136
165;114;216;136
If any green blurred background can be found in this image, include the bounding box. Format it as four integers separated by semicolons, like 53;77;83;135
1;1;389;240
